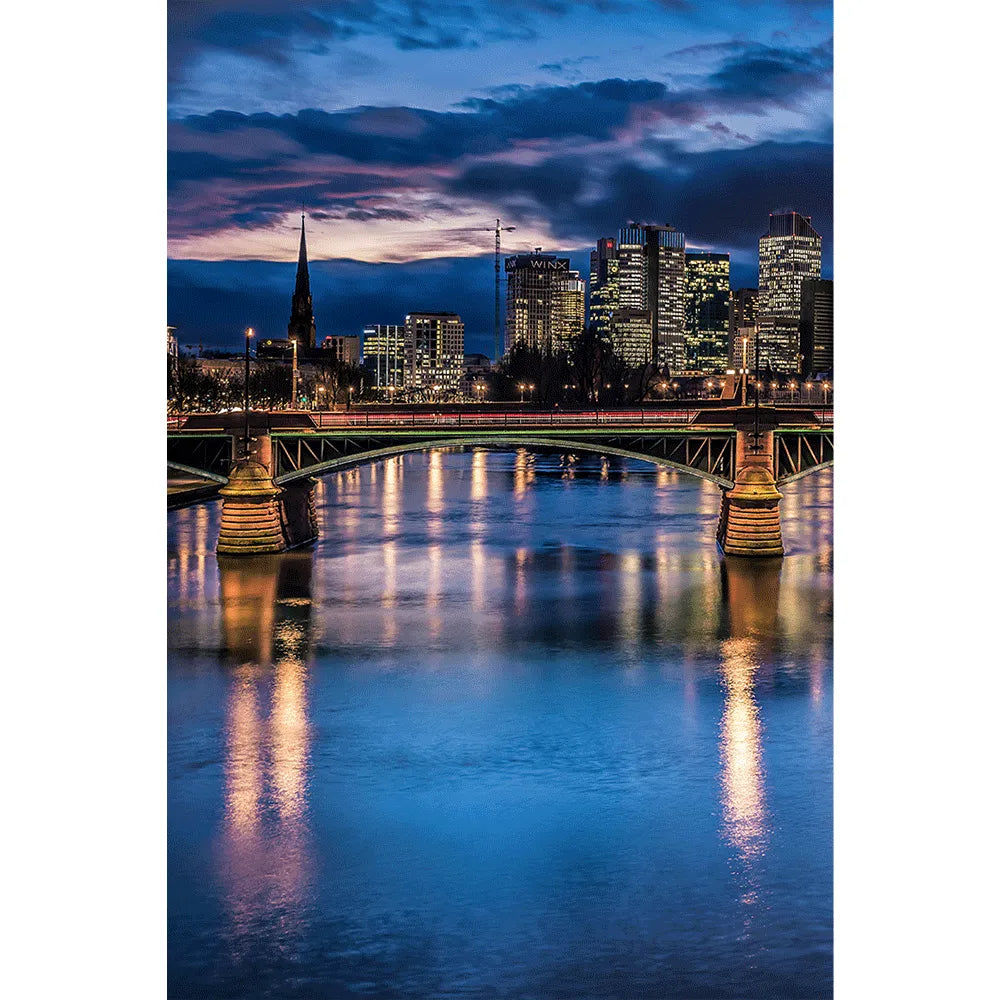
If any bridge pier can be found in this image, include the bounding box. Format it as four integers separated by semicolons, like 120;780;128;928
717;417;784;558
216;439;318;555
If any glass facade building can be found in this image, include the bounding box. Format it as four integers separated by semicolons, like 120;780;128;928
799;278;834;375
405;313;465;392
505;254;584;355
684;252;730;374
758;211;822;372
362;324;406;389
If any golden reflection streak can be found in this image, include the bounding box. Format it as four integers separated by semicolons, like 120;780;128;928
427;450;444;537
219;554;315;947
224;668;263;836
719;637;766;863
271;657;308;823
382;455;401;535
718;558;781;904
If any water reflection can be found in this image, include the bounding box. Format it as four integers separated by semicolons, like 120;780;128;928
718;558;781;913
216;553;315;955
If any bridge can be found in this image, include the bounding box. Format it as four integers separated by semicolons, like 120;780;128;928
168;406;833;558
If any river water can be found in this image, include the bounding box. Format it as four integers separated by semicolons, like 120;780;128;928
168;448;833;999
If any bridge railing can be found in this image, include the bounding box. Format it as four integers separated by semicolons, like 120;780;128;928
312;409;705;429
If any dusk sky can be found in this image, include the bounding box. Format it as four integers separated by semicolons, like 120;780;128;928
168;0;833;354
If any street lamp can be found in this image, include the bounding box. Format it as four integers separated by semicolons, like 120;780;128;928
315;384;325;410
348;384;354;411
243;326;254;458
290;338;299;408
519;383;526;403
822;381;830;405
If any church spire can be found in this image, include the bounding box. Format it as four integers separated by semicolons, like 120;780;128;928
288;212;317;349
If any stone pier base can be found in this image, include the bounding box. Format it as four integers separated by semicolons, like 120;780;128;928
717;466;784;557
217;461;286;555
717;419;784;558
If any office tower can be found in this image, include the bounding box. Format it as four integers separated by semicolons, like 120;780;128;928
684;252;730;373
362;324;407;389
758;211;822;372
405;312;465;391
589;237;619;338
728;287;758;369
505;253;584;355
288;214;317;349
799;278;834;375
612;308;653;367
617;223;687;372
554;270;586;354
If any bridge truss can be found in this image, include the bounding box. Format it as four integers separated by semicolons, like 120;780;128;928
168;426;832;491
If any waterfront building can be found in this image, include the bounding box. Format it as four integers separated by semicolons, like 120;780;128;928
362;324;406;389
684;252;730;373
798;278;834;375
758;211;822;372
504;253;584;355
288;214;317;350
618;223;687;373
405;312;465;392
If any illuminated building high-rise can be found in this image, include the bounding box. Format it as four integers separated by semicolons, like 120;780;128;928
362;324;406;389
799;278;834;375
758;211;822;372
589;237;618;338
618;223;687;372
684;252;730;374
505;253;584;355
404;312;464;392
728;287;759;370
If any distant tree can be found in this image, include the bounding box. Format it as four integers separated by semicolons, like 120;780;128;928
499;344;573;404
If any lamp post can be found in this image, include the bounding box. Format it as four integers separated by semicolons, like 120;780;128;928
348;384;354;412
822;381;830;406
290;338;299;408
741;336;749;406
519;383;525;404
315;384;324;410
243;326;254;458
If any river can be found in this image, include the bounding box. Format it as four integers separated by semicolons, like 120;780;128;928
168;448;833;999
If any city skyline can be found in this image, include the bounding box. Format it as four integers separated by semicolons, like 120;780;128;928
168;0;832;353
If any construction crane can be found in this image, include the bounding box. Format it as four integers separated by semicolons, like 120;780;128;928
421;219;516;360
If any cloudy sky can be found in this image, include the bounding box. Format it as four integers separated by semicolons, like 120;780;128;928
168;0;833;354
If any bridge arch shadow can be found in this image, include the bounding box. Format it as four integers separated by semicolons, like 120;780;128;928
272;437;736;489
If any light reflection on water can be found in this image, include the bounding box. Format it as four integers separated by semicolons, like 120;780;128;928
168;448;832;999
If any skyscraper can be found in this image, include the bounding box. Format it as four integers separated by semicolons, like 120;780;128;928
405;312;464;391
728;287;759;373
505;253;584;355
799;278;834;375
758;211;822;372
288;214;317;350
618;224;687;372
589;237;618;338
684;252;730;374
